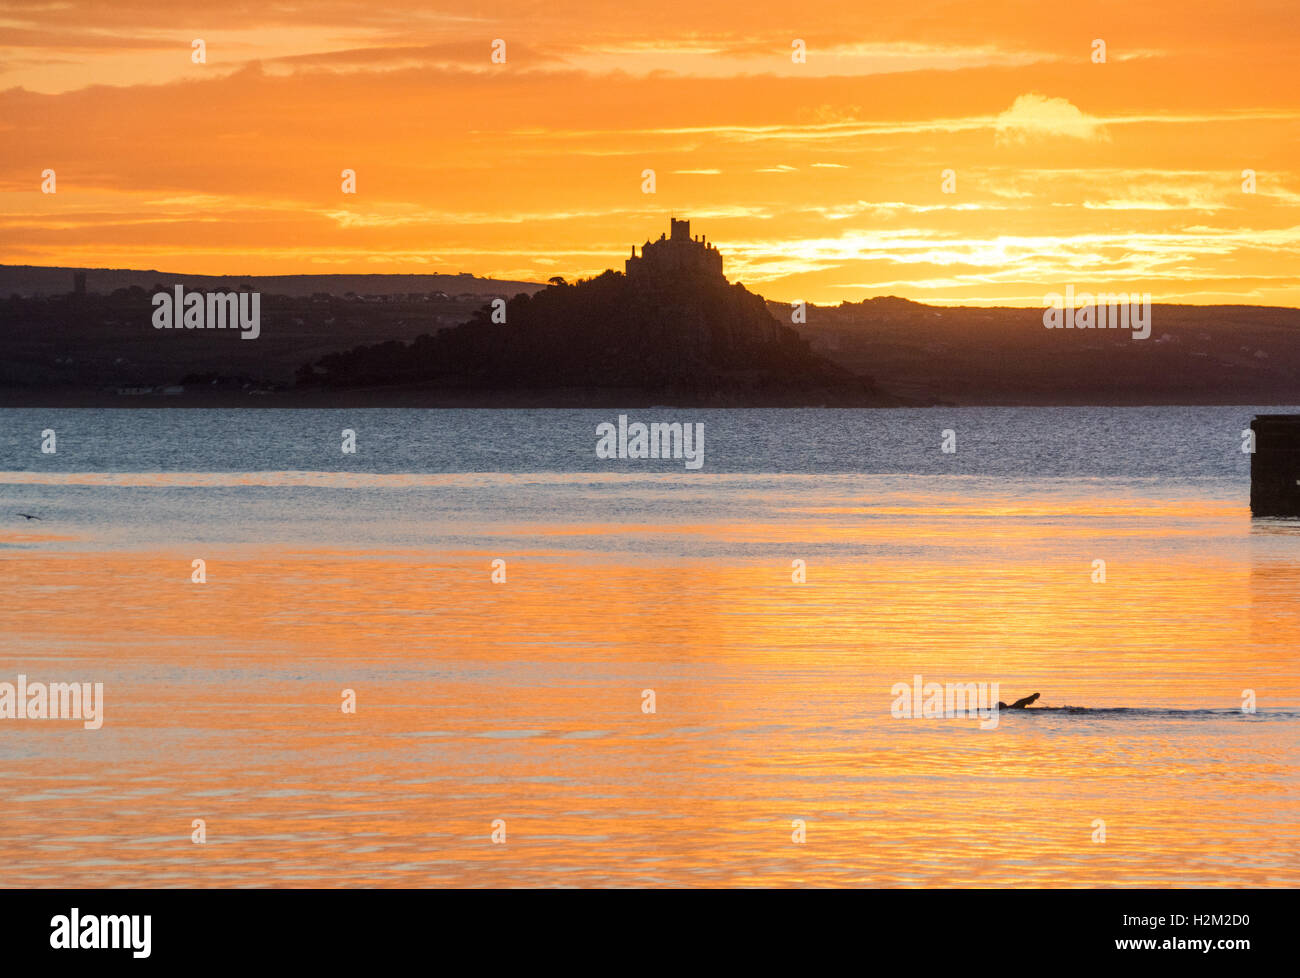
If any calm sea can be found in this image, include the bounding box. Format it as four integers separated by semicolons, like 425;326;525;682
1;406;1298;886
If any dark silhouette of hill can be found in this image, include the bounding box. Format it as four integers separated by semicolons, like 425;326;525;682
772;296;1300;405
0;264;542;299
0;286;500;400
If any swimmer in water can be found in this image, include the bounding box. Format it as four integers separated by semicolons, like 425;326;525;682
997;692;1040;710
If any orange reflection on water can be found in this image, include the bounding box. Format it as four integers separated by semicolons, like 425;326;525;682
1;496;1298;886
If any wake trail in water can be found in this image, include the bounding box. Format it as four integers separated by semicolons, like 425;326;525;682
1015;707;1300;720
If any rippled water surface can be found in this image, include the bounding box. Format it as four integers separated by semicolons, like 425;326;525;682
1;407;1297;886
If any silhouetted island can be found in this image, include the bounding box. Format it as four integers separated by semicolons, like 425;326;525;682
294;218;904;407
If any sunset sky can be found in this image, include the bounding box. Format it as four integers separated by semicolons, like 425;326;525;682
2;1;1298;305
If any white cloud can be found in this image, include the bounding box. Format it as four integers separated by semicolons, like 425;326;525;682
994;93;1109;143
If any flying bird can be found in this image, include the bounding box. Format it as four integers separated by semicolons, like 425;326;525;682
17;513;42;520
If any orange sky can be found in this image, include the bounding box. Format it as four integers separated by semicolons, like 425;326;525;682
2;1;1298;305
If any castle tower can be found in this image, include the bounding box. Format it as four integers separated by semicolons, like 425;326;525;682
626;217;722;281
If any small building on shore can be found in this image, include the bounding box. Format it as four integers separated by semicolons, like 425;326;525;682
1250;415;1300;517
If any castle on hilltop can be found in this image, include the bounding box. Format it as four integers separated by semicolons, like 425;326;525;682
625;218;723;282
